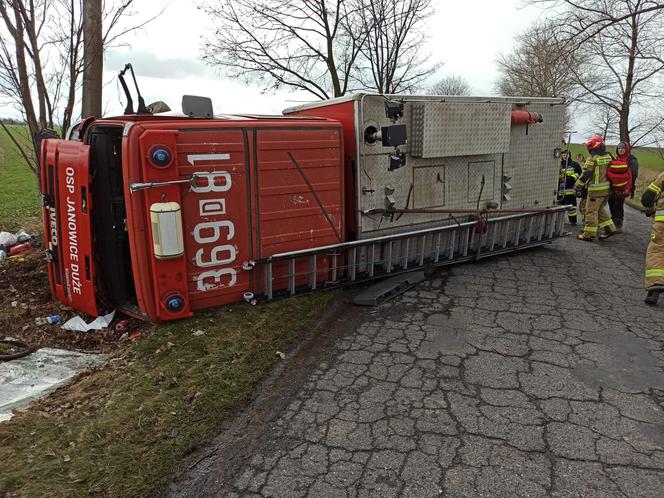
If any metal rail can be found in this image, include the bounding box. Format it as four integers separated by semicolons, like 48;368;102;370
254;206;570;301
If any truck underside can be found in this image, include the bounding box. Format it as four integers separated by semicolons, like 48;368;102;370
88;125;137;312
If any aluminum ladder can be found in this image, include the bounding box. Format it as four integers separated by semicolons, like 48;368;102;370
256;206;570;301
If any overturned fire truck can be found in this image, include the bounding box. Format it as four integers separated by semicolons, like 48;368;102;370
40;70;568;321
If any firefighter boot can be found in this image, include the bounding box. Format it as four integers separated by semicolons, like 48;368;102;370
577;233;594;242
599;227;617;240
645;289;660;305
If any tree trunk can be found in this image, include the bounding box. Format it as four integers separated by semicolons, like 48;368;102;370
619;12;639;144
81;0;103;118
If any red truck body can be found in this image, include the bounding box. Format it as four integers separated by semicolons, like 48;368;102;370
41;92;568;321
41;115;344;321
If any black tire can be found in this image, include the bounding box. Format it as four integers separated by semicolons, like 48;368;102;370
0;339;34;361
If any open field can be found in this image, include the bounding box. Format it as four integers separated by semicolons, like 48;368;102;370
0;125;41;232
567;142;664;172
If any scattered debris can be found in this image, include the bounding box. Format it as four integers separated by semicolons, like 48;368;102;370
192;329;205;337
128;332;142;341
0;229;37;262
115;320;129;332
276;351;286;359
61;310;115;332
35;315;61;326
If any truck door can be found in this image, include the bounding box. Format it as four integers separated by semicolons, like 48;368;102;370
177;129;252;310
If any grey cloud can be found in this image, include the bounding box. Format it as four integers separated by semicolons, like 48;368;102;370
105;50;208;79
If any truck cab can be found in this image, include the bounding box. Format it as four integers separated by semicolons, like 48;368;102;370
41;113;345;321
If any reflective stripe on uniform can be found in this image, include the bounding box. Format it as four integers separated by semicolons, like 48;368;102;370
648;183;662;194
645;269;664;278
655;210;664;222
584;225;598;233
564;189;576;195
589;182;610;191
597;157;612;165
609;164;628;169
599;219;615;229
613;181;628;187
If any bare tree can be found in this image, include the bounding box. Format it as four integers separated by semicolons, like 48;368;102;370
564;3;664;145
429;74;471;96
528;0;664;145
201;0;437;98
354;0;438;94
201;0;363;99
495;20;578;98
529;0;664;48
0;0;154;173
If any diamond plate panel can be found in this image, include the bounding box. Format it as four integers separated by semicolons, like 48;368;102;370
354;95;566;238
413;165;445;208
411;102;511;157
358;154;502;237
410;104;425;157
467;161;496;203
503;103;566;209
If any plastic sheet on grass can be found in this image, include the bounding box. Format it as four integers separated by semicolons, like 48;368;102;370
0;347;108;422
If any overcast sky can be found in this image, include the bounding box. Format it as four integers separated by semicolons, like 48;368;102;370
102;0;587;136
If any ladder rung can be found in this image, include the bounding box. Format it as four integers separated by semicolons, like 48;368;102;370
331;253;338;282
309;255;317;290
386;241;393;273
288;259;296;295
402;238;410;269
419;235;426;266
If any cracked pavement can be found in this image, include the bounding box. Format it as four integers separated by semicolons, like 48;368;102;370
167;206;664;497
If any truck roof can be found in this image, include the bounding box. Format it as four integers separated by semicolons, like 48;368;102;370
283;92;566;114
103;112;329;122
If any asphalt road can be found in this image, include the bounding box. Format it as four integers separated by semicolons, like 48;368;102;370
168;205;664;497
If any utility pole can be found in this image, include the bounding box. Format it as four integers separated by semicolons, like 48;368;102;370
81;0;103;118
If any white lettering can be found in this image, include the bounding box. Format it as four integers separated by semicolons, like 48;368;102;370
191;171;232;193
196;268;237;291
65;167;75;194
195;245;236;267
194;220;235;244
199;198;226;216
190;170;239;292
49;207;58;248
65;165;82;297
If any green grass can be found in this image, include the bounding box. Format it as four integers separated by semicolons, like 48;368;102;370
0;125;40;231
0;291;336;497
567;143;664;171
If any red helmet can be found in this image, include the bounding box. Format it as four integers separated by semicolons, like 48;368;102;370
585;135;605;151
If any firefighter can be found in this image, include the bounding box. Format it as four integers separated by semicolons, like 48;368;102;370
608;141;639;233
576;153;588;223
558;150;582;225
574;135;617;241
641;171;664;304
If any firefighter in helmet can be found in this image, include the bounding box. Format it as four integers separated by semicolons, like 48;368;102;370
558;150;582;224
574;135;617;241
640;172;664;304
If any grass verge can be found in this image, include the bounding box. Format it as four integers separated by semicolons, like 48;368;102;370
0;124;40;232
567;143;664;171
0;291;336;497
